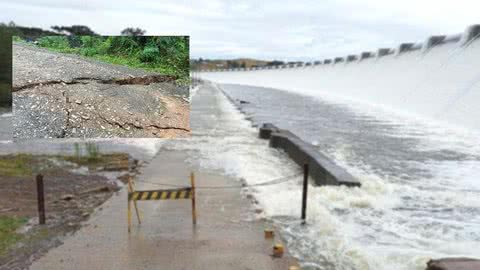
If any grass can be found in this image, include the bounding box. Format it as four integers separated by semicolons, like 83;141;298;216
0;144;127;176
0;154;35;176
0;216;27;255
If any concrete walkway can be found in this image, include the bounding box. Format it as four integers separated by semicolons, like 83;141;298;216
29;150;296;270
28;84;297;270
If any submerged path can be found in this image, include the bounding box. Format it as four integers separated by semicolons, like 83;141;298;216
12;43;190;139
28;84;297;270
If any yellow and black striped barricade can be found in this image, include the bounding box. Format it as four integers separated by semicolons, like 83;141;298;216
127;173;197;232
129;188;193;201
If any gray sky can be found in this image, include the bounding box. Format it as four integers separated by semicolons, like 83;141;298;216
1;0;479;61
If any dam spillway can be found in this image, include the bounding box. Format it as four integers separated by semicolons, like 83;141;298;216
196;24;480;133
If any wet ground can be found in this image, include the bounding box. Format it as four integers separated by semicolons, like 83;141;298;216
0;153;135;270
12;43;190;139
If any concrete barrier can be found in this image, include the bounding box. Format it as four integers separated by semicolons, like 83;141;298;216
462;24;480;45
397;43;415;54
426;258;480;270
259;123;361;187
360;52;373;60
334;57;344;64
347;55;358;62
424;35;446;50
377;48;392;57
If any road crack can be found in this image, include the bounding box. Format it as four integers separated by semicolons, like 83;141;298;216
96;113;190;132
58;90;72;138
13;75;178;92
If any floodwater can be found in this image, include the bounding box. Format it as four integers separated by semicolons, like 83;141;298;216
220;83;480;270
167;81;480;270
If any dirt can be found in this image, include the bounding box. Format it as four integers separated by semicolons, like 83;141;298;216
0;154;139;270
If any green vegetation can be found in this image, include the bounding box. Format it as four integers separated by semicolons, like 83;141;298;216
34;36;190;83
0;154;34;176
0;216;27;255
0;147;126;176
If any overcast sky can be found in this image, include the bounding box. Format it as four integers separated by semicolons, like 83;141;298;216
1;0;479;61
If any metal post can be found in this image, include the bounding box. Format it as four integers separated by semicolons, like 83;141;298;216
191;172;197;225
128;177;141;224
127;196;132;233
301;164;309;224
36;174;46;225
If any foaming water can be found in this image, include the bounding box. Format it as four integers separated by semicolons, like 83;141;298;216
172;82;480;270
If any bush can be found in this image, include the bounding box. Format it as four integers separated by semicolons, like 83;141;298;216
107;36;140;55
80;47;98;56
139;46;160;63
37;36;70;50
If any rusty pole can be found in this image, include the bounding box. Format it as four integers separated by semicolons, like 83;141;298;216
301;164;309;224
191;172;197;225
36;174;46;225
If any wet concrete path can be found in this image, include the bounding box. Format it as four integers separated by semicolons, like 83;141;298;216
28;84;297;270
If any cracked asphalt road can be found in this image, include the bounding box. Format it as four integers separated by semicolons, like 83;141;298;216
13;43;190;139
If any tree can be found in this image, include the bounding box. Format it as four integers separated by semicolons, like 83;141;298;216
121;27;146;36
51;25;98;36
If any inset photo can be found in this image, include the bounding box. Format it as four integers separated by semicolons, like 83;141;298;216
12;35;190;139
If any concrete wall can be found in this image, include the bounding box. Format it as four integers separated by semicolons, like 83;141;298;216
196;24;480;132
260;123;360;187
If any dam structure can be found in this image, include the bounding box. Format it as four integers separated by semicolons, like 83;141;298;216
195;24;480;133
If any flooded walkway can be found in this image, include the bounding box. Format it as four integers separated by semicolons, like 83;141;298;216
28;84;297;270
